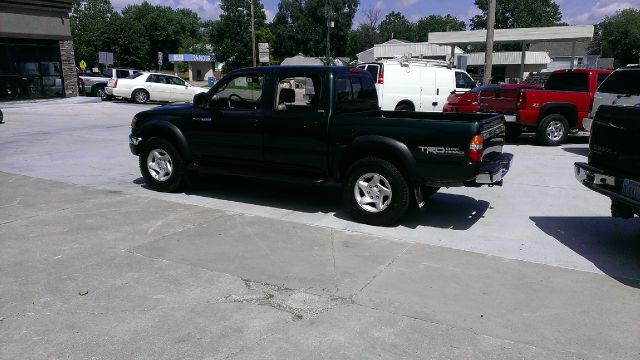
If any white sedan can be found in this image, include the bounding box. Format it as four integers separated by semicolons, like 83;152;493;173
110;72;208;104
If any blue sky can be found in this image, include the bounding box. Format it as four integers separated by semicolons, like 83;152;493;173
111;0;639;25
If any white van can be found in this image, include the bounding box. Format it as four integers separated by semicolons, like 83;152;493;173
583;67;640;131
357;59;476;112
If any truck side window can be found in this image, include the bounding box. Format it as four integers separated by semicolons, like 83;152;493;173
275;75;321;111
210;74;264;111
336;75;378;111
544;73;588;92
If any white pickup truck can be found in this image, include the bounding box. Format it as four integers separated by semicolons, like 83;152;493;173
79;68;140;99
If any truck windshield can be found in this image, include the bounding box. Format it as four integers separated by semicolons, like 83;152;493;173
544;73;588;92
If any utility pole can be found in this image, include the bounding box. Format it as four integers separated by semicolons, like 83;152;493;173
251;0;256;67
483;0;496;85
326;8;331;61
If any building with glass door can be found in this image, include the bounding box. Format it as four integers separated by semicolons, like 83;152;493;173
1;0;78;101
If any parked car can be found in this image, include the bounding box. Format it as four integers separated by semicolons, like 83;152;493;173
575;105;640;218
111;72;207;104
443;84;543;114
79;67;140;99
478;69;613;145
357;59;477;112
582;67;639;131
128;66;513;226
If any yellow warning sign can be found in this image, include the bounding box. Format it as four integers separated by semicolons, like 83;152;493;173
79;60;87;71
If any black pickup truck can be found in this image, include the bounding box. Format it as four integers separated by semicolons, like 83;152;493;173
129;66;513;225
575;105;640;218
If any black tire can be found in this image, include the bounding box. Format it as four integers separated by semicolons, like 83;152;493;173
505;123;523;140
139;137;185;192
421;185;440;198
132;89;150;104
395;104;413;111
100;90;111;101
343;158;410;226
536;114;569;146
93;86;106;98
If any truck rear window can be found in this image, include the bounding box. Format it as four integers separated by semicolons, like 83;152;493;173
544;73;588;92
335;75;378;111
597;70;640;95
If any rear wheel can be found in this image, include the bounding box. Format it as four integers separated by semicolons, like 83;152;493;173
536;114;569;146
343;158;410;226
395;104;413;111
93;86;106;98
505;123;523;140
139;137;185;192
132;89;149;104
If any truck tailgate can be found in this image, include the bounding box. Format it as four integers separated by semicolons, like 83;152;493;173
589;105;640;178
479;88;520;114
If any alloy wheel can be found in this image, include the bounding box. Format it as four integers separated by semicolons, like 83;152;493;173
545;120;564;141
146;149;173;181
353;173;393;213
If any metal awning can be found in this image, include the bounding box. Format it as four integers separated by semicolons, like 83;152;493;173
429;25;594;45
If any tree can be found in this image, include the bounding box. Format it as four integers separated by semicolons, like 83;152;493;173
70;0;117;68
271;0;359;61
414;15;465;42
212;0;268;71
597;9;640;68
470;0;562;30
346;24;380;59
379;11;414;42
120;2;202;70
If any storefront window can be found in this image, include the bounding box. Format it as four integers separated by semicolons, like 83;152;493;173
0;38;64;101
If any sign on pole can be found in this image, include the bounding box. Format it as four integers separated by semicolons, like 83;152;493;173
98;51;113;65
79;60;87;71
158;52;163;66
258;42;269;63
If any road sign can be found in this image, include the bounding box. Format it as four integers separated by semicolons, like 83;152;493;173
258;43;269;63
98;51;113;65
158;52;163;66
79;60;87;71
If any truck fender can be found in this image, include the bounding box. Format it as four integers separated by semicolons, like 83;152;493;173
336;135;418;183
138;121;192;162
538;102;578;127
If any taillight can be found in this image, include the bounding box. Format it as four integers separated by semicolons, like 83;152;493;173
114;79;118;88
517;91;526;109
377;72;384;84
469;134;484;163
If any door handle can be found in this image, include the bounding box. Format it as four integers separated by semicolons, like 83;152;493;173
432;102;438;106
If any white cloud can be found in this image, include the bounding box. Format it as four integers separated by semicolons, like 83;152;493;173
374;1;386;11
567;0;640;24
396;0;419;9
111;0;223;20
264;9;274;22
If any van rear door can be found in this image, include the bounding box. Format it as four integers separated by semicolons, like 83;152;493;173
432;67;454;111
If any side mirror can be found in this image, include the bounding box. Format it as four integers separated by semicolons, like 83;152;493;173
193;92;207;107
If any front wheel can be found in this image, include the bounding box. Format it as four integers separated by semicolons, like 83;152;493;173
139;138;185;192
536;114;569;146
343;158;410;226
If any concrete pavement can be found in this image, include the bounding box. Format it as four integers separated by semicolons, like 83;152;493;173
1;173;639;359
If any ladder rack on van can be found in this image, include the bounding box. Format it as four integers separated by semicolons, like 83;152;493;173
388;56;451;68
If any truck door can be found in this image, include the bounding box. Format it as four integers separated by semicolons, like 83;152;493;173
261;72;328;179
187;73;264;166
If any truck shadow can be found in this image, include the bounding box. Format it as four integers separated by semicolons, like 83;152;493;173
135;175;489;230
395;193;489;230
531;216;640;288
506;134;589;146
562;146;590;156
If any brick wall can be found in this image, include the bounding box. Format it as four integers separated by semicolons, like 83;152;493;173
59;40;78;97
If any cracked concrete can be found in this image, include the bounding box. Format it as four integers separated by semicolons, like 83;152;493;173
1;172;639;359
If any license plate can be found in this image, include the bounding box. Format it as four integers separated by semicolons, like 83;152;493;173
622;179;640;202
504;115;517;122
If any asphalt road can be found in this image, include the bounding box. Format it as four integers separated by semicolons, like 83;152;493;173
1;98;639;359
